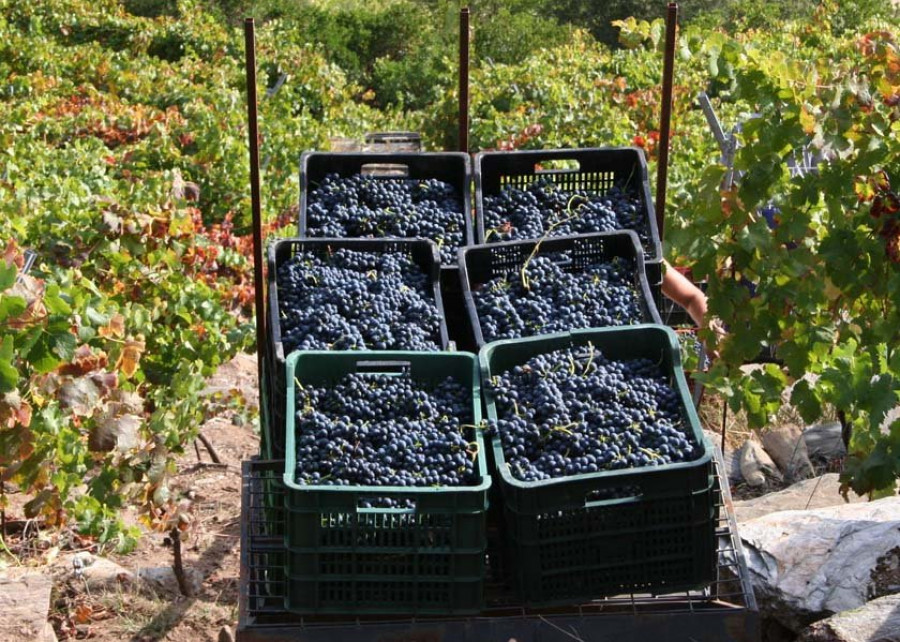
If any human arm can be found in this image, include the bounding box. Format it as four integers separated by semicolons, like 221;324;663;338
660;259;707;328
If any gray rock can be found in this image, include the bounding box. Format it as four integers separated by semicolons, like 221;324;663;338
0;569;58;642
798;593;900;641
740;497;900;632
734;474;867;523
137;565;203;596
70;552;136;590
804;421;846;461
739;433;783;487
761;424;815;481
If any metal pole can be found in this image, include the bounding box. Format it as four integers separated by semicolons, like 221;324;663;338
243;18;267;417
655;2;678;243
458;7;470;153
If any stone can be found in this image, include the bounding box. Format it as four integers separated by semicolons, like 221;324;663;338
804;421;846;461
71;552;135;590
733;474;867;523
798;593;900;641
136;565;203;596
739;497;900;632
761;424;815;481
739;433;783;487
0;568;58;642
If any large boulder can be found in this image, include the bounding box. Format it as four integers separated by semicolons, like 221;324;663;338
739;432;783;487
0;568;57;642
798;593;900;641
740;497;900;632
803;421;846;462
761;424;815;481
733;474;867;523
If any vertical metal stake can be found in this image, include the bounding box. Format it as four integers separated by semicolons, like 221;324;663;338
458;7;470;154
244;18;267;419
655;2;678;243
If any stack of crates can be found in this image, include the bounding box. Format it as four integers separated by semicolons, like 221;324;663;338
264;149;492;615
466;147;718;606
261;144;718;615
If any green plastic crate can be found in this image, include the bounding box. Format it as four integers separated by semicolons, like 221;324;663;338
479;325;717;606
282;350;491;615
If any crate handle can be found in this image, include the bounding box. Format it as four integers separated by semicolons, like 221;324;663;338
361;163;410;178
584;485;642;508
535;159;581;173
357;498;417;515
355;360;412;376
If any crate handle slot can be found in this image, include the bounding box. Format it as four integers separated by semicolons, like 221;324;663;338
535;159;581;173
355;360;412;377
357;497;417;515
361;163;410;177
584;485;642;508
548;254;573;268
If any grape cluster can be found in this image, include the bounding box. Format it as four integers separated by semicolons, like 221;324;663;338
276;248;442;352
306;173;466;265
474;255;643;342
482;178;651;253
293;372;478;498
485;345;700;482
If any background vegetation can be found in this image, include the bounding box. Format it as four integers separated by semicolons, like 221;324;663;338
0;0;898;547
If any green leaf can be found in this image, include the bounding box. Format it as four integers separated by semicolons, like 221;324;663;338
0;336;19;392
26;333;61;373
790;378;823;424
0;294;27;324
0;263;17;291
43;284;71;316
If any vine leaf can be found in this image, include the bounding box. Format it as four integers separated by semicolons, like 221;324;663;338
116;339;146;378
0;337;18;392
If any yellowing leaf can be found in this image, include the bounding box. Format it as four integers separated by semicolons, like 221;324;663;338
116;339;145;378
99;314;126;338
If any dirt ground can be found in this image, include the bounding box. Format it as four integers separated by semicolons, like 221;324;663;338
3;352;262;642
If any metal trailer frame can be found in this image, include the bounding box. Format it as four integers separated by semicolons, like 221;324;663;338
237;447;759;642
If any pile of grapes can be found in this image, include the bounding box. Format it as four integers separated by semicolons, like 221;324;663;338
276;247;442;352
486;344;700;482
293;371;478;496
481;178;651;252
305;173;467;265
473;254;643;342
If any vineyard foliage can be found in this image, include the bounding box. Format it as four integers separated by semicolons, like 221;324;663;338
0;0;898;546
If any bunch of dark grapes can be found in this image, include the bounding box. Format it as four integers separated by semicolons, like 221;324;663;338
294;372;478;504
306;173;466;265
474;254;643;342
276;248;442;352
482;177;651;253
677;330;710;373
485;344;700;482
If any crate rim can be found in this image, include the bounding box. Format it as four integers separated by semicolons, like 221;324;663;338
281;349;492;498
478;324;713;494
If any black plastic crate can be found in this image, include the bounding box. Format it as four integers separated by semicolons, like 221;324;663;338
298;151;474;269
458;231;662;348
265;237;448;458
474;147;662;260
239;448;761;641
280;351;491;615
480;325;718;606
